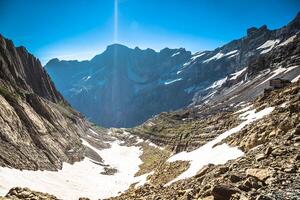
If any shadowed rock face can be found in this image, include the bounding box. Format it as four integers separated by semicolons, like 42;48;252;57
0;35;89;170
45;13;300;128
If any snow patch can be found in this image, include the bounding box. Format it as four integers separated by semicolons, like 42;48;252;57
166;107;274;184
0;136;144;200
82;76;91;81
280;102;288;108
285;65;300;73
278;35;297;47
257;39;280;54
229;68;247;80
203;52;224;63
258;67;289;86
181;52;206;67
225;50;238;56
292;74;300;83
164;78;182;85
134;171;154;188
191;52;206;61
171;52;181;57
183;61;191;67
206;77;228;89
203;50;238;63
227;53;238;58
257;39;280;49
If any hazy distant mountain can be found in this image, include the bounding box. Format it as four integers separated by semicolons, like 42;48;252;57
45;13;300;128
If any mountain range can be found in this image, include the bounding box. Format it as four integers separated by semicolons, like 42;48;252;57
45;12;300;128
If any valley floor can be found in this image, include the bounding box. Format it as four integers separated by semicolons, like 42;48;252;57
1;81;299;200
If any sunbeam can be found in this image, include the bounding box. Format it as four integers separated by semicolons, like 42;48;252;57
114;0;118;43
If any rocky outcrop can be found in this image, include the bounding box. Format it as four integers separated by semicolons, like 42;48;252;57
128;107;239;153
0;34;89;170
2;187;59;200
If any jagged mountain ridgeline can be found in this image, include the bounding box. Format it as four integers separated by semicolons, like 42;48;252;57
0;9;300;200
45;13;300;128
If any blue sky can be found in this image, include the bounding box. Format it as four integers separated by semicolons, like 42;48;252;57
0;0;299;64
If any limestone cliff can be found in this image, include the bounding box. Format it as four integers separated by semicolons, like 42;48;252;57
0;34;89;170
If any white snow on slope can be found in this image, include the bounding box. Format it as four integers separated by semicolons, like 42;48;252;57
285;65;300;73
177;70;182;74
229;67;247;80
257;39;280;54
171;52;181;57
228;53;238;58
165;78;182;85
203;50;238;63
292;74;300;83
257;39;280;49
206;77;228;90
0;134;146;200
182;52;206;67
278;35;297;47
166;107;274;185
191;52;206;61
134;171;154;187
182;62;190;67
225;50;238;56
258;66;293;86
203;52;224;63
82;76;91;81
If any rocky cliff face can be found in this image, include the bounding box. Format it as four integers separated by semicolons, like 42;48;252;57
0;34;89;170
194;32;300;108
45;13;300;128
0;37;63;103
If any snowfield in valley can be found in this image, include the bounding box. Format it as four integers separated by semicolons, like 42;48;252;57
0;131;147;200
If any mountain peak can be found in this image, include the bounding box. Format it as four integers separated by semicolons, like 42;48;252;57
106;43;130;51
247;25;268;36
47;58;60;64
